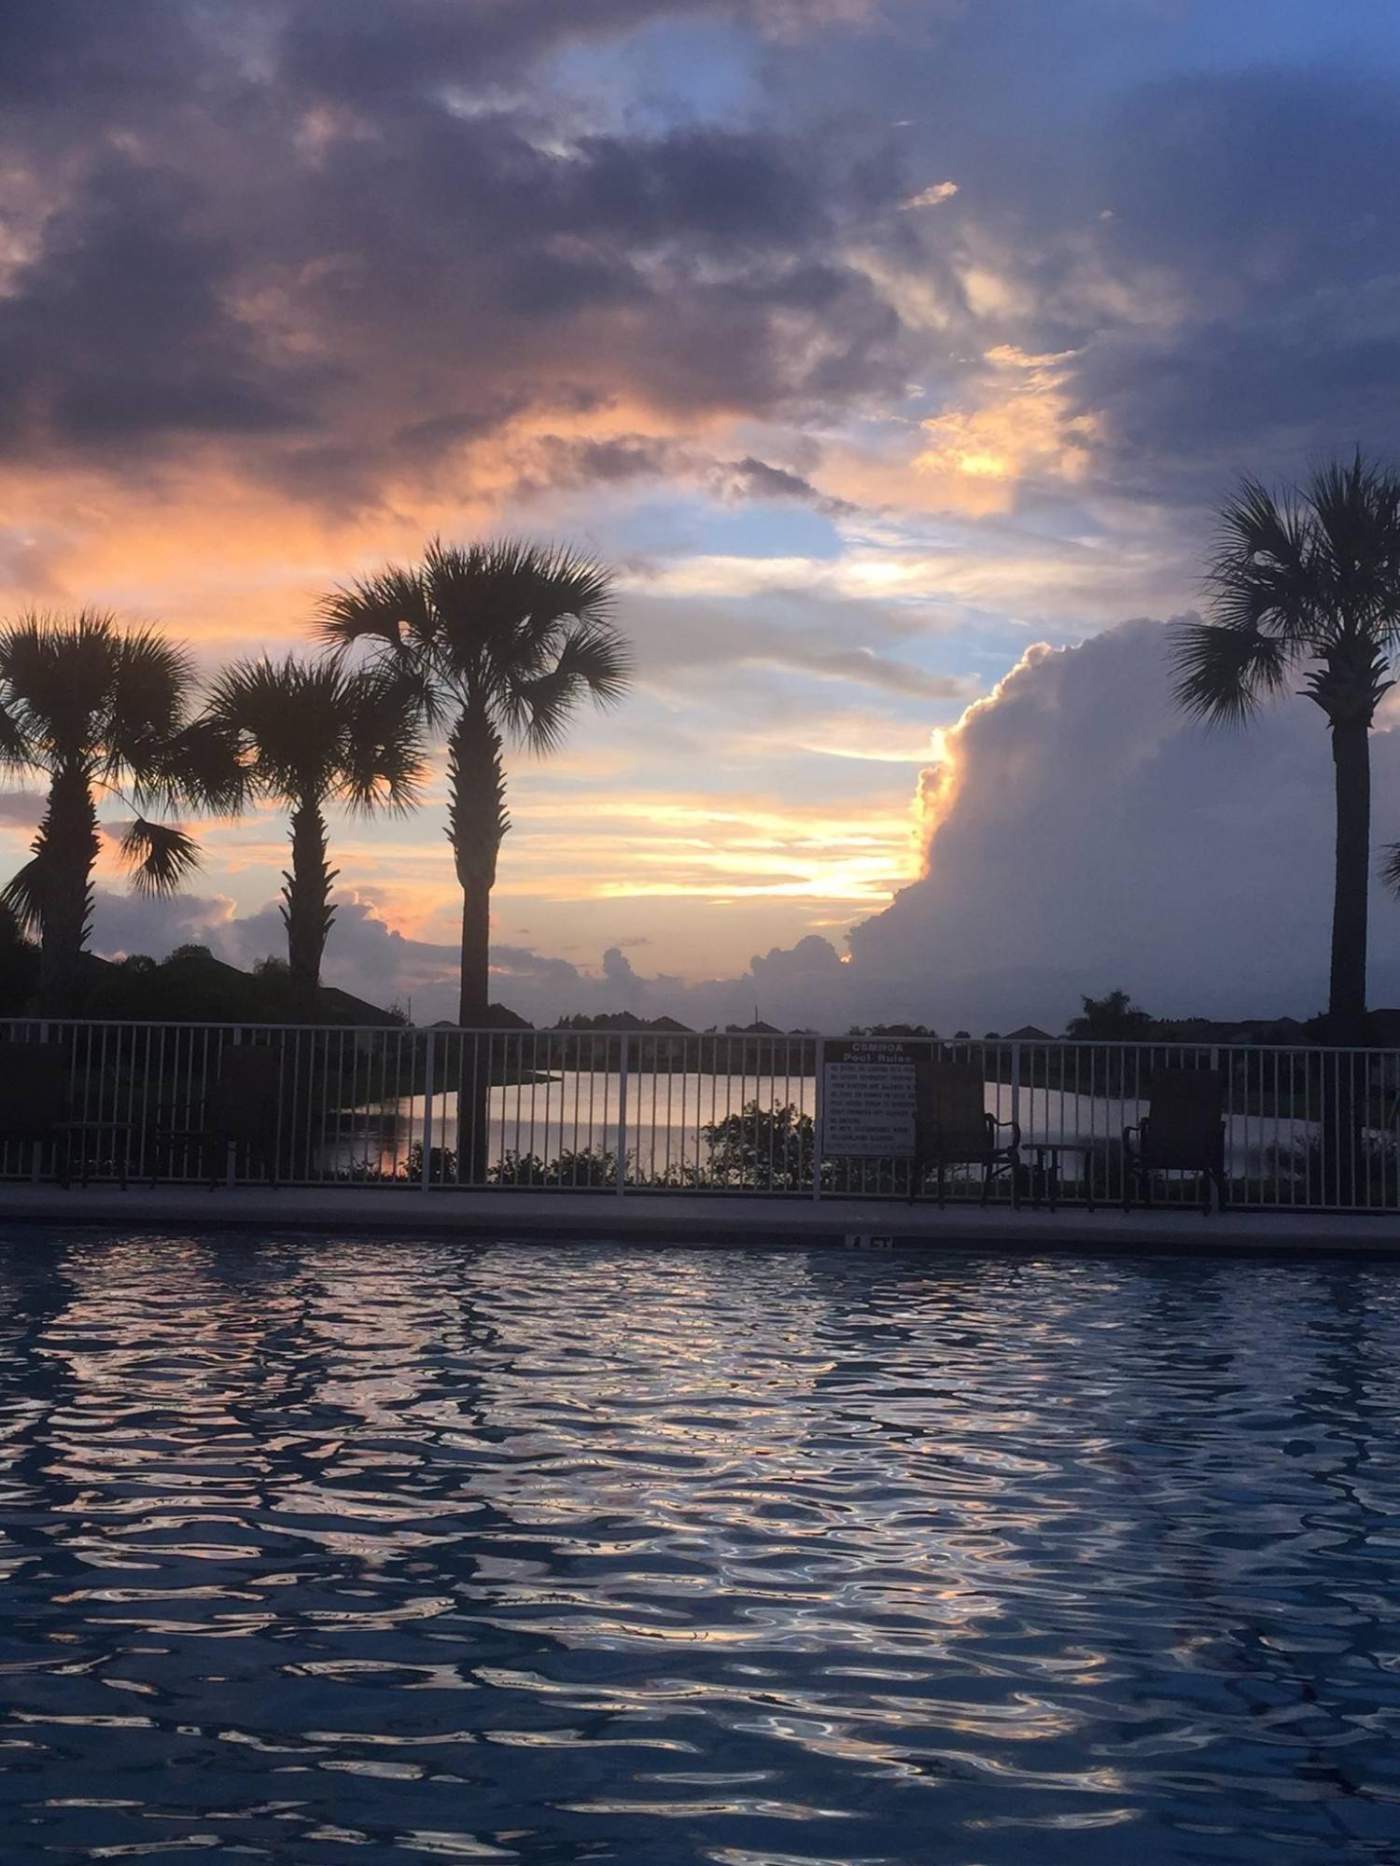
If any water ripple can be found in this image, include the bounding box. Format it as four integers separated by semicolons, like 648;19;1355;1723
1;1235;1400;1861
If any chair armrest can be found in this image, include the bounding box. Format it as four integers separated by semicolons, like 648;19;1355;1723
1122;1122;1141;1150
993;1117;1021;1148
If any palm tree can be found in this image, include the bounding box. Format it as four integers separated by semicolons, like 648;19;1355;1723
0;610;240;1014
205;655;424;1012
319;539;629;1026
1173;455;1400;1035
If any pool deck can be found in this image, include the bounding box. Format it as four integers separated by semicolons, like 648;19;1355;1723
0;1182;1397;1254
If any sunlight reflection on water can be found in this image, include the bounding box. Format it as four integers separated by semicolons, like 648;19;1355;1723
1;1236;1399;1863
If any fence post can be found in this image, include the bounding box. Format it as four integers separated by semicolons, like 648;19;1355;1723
226;1024;240;1187
421;1028;435;1192
617;1034;629;1197
812;1035;825;1201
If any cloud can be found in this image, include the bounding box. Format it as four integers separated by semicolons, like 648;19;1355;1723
89;888;239;961
719;455;856;516
0;791;43;827
912;345;1100;507
903;180;958;208
513;436;856;516
86;882;868;1028
849;617;1400;1028
0;6;914;505
626;592;972;701
0;155;324;458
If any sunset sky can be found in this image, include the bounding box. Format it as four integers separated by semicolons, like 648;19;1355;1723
7;1;1400;1025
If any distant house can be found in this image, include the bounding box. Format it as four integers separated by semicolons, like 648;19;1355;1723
1006;1024;1055;1042
319;984;404;1028
1168;1016;1308;1047
427;1004;532;1031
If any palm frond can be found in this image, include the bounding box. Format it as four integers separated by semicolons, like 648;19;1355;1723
1208;479;1320;643
180;713;250;814
319;567;432;656
0;610;123;764
105;626;192;741
423;537;616;686
1384;842;1400;897
340;668;427;813
0;699;34;775
210;653;426;816
0;854;46;936
1169;617;1290;724
509;620;634;751
1304;452;1400;645
137;713;249;815
207;654;335;800
117;817;202;898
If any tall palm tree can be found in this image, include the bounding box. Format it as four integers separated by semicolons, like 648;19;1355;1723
0;610;240;1014
1173;455;1400;1034
205;655;424;1011
319;539;629;1026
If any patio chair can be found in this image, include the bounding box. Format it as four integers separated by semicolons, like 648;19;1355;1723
912;1059;1021;1206
151;1045;283;1188
1122;1069;1227;1214
0;1039;130;1186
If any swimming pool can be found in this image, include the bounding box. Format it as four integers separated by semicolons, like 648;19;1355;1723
1;1235;1398;1863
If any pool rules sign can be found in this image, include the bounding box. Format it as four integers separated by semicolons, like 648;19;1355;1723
822;1038;922;1157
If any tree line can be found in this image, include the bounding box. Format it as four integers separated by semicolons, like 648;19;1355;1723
0;539;629;1020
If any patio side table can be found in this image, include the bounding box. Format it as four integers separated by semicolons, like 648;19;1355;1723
1026;1142;1095;1211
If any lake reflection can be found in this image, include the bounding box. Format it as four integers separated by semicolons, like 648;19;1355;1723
1;1237;1400;1863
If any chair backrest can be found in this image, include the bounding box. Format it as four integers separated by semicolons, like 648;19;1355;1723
1141;1069;1225;1167
919;1060;992;1155
0;1041;69;1138
207;1046;283;1144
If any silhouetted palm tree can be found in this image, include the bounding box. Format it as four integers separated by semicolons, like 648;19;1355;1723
206;655;424;1011
1173;456;1400;1032
319;539;629;1025
0;611;240;1013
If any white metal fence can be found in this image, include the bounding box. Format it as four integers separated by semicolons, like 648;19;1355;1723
2;1021;1399;1212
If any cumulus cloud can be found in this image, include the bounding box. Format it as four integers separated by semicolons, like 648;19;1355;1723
850;618;1400;1028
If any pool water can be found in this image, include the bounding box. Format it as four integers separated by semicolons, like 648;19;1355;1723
2;1236;1399;1864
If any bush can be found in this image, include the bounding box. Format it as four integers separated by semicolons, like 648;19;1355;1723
703;1100;814;1190
488;1144;620;1187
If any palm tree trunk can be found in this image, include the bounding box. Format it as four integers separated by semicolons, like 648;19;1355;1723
448;707;508;1180
459;882;491;1026
1328;717;1370;1032
37;764;100;1017
281;796;337;1019
1328;715;1371;1205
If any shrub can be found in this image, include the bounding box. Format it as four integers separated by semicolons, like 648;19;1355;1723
703;1100;814;1190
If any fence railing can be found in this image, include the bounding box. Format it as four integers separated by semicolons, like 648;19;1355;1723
3;1021;1399;1212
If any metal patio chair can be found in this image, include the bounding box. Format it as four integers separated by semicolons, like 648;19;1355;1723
1122;1069;1227;1214
912;1059;1021;1206
151;1045;283;1187
0;1039;130;1186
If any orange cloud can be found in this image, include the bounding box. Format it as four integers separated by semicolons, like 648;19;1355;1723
911;345;1101;511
